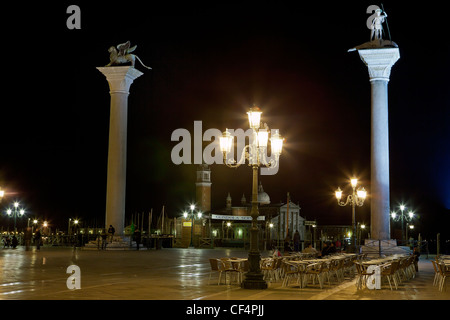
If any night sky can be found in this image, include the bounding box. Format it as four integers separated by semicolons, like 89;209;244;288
1;2;448;240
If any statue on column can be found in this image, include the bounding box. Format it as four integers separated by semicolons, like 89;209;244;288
369;8;388;41
105;41;152;69
349;6;397;52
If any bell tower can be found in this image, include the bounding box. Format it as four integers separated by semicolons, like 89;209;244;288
196;164;211;213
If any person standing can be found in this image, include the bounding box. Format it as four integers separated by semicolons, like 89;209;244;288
100;229;108;250
107;225;115;243
413;246;421;272
328;242;337;255
134;228;141;251
11;235;18;249
293;230;300;252
335;239;341;252
34;228;41;251
283;234;292;253
320;242;329;257
24;227;33;250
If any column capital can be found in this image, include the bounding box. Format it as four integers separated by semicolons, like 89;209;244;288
357;48;400;82
97;66;143;94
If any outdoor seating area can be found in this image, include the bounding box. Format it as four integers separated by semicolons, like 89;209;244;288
0;247;448;300
276;253;358;289
432;255;450;292
207;251;450;293
208;252;360;289
209;257;249;285
355;254;417;290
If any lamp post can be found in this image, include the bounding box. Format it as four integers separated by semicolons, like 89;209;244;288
406;224;414;247
265;222;274;251
43;221;49;236
335;178;367;252
6;202;25;234
183;204;202;248
220;106;284;290
358;223;367;246
390;205;414;245
0;188;4;203
226;222;232;239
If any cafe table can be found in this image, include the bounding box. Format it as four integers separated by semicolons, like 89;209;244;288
283;260;311;288
228;258;248;268
228;258;248;272
361;254;406;266
221;258;248;284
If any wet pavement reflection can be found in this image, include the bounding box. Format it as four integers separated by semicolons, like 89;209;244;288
0;246;448;300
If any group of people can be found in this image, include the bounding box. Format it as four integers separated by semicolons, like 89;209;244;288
99;225;142;250
280;230;343;258
2;227;42;250
273;238;343;258
100;225;116;250
2;234;19;248
318;242;338;257
302;240;342;257
283;230;302;253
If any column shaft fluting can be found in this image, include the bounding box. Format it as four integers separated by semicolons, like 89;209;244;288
97;66;143;236
370;79;390;239
357;47;399;240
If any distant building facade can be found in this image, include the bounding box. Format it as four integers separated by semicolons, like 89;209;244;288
175;165;306;249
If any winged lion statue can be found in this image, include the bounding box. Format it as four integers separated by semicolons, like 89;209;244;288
105;41;152;69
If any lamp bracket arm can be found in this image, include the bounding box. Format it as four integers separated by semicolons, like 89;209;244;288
337;195;353;207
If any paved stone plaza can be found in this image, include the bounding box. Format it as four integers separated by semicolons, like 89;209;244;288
0;246;448;301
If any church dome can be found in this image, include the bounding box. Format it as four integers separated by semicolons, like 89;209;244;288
257;182;270;205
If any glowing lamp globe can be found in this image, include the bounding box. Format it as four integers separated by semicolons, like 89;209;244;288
247;106;262;130
270;129;283;155
219;128;233;153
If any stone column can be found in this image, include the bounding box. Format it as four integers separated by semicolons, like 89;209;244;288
357;48;400;240
97;66;143;236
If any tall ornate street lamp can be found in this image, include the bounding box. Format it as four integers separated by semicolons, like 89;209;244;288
391;204;414;244
220;106;284;290
183;204;202;248
6;201;26;234
335;178;367;251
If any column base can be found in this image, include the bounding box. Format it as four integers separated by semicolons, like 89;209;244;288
360;239;411;257
241;273;268;290
83;235;146;250
241;250;267;290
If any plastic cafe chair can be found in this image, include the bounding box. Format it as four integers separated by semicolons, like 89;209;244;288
219;258;241;285
431;260;441;287
208;258;224;285
354;262;374;290
237;259;249;283
261;258;282;282
304;262;326;289
329;259;344;283
437;262;450;292
380;260;400;290
230;258;248;284
281;261;303;288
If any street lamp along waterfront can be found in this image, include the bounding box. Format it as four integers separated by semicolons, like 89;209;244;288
6;201;26;234
391;204;414;244
335;178;367;252
220;106;284;290
183;204;202;248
